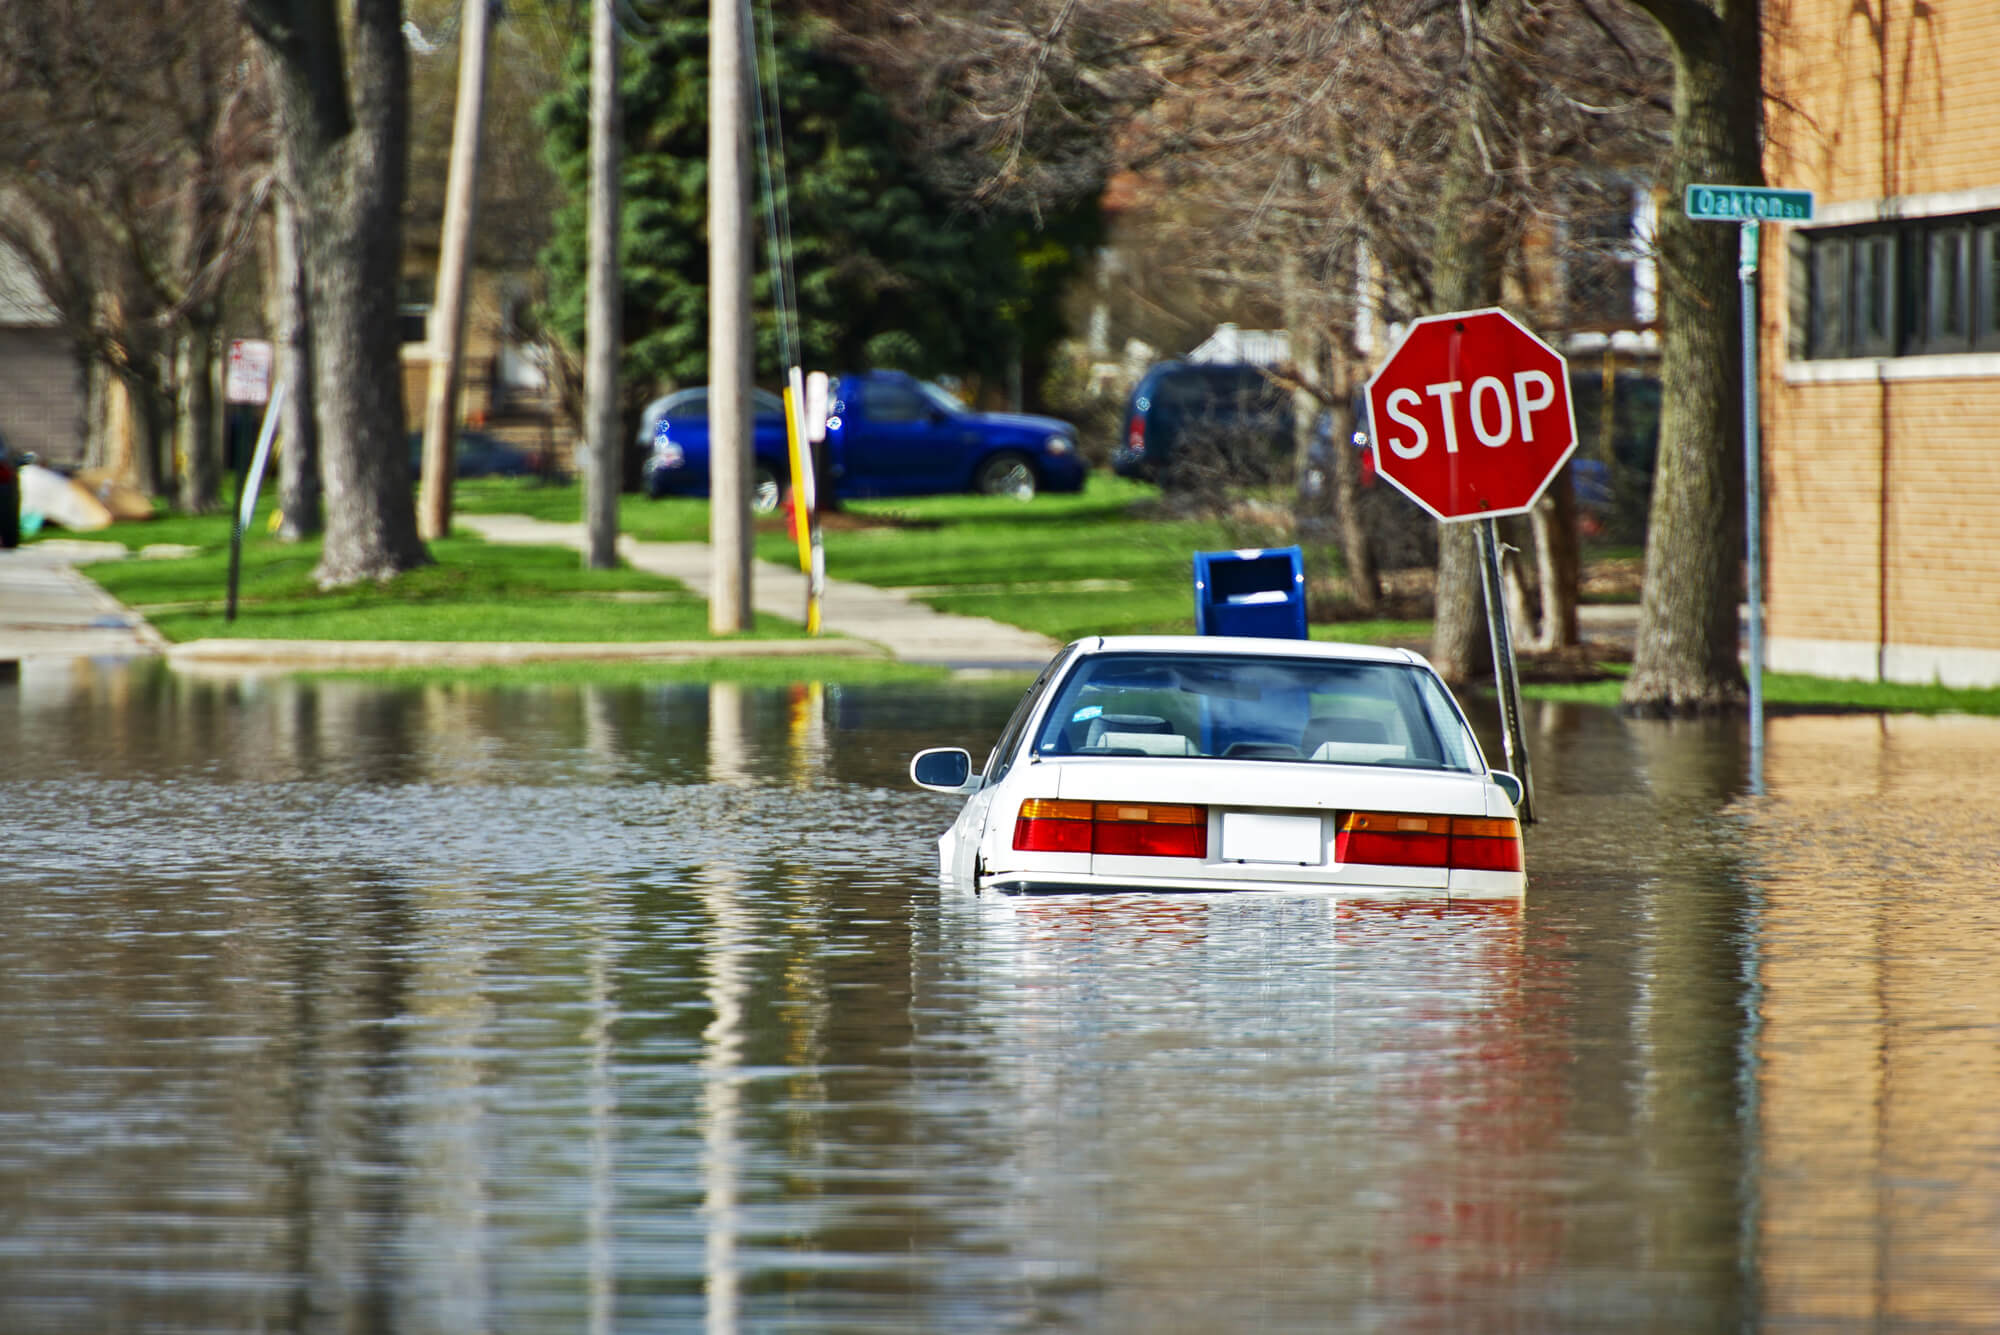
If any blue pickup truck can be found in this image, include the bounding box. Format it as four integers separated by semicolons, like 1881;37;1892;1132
638;370;1086;509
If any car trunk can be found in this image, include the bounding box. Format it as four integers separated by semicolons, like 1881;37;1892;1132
1050;756;1495;892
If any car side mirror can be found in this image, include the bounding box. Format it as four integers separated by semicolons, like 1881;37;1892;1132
911;747;981;794
1489;770;1524;807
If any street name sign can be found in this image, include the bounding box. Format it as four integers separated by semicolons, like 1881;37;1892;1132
1363;307;1578;523
1684;184;1815;223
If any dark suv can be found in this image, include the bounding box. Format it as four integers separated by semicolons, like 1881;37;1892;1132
1113;361;1293;487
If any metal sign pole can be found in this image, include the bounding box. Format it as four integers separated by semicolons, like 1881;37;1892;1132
226;381;285;624
1476;516;1535;823
1686;184;1813;796
1741;220;1765;795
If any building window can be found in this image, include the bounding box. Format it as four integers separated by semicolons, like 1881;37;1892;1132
1977;223;2000;351
1801;209;2000;359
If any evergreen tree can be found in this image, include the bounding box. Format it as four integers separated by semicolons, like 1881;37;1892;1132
538;4;1091;402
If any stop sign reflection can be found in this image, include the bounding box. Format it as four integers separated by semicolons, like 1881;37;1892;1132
1363;307;1577;522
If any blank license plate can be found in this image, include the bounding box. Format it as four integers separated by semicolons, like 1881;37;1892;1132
1220;812;1324;865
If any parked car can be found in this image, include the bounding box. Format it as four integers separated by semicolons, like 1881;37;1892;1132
638;371;1087;509
406;429;539;480
1113;361;1294;487
909;634;1525;900
637;386;791;510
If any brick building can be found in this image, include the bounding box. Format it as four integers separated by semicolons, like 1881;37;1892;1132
1762;0;2000;686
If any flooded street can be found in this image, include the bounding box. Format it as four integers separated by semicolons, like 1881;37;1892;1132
3;661;1999;1332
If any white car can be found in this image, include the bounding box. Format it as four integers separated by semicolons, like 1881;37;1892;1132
910;635;1525;900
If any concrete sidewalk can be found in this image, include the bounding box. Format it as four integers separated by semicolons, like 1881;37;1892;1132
0;540;166;661
457;513;1063;671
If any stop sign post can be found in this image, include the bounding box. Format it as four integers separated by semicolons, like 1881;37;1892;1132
1364;307;1575;822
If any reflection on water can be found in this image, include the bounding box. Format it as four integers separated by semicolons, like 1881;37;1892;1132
1743;715;2000;1332
1;663;1997;1330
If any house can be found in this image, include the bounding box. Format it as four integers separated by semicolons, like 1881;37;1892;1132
0;237;85;466
1762;1;2000;687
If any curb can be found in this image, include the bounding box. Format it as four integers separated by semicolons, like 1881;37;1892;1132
165;636;886;671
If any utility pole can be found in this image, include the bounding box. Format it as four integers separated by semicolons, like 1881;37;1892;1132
418;0;493;542
708;0;754;631
582;0;621;570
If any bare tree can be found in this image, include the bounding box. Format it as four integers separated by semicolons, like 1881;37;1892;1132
820;0;1672;675
241;0;431;586
0;0;270;510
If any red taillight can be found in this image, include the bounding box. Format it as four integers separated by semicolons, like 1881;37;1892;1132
1125;416;1145;453
1014;798;1094;852
1337;812;1450;867
1336;811;1521;872
1447;816;1525;872
1015;799;1207;858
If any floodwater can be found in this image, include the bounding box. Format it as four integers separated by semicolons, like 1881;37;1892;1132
3;660;1999;1333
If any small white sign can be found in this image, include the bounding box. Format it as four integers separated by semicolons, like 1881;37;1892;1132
1220;811;1325;866
226;339;274;405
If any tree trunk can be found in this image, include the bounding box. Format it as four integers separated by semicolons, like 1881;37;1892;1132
1532;467;1580;648
271;188;321;539
1426;112;1511;682
84;358;112;472
174;318;222;514
244;0;428;587
1327;391;1380;615
1620;0;1760;713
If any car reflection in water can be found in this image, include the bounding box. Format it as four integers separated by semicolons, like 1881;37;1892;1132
922;886;1563;1323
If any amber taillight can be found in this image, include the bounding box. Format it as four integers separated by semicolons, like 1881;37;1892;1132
1336;811;1521;872
1014;799;1207;858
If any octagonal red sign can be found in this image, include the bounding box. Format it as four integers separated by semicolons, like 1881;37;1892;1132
1363;307;1577;522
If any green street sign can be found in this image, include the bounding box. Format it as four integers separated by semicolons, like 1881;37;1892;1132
1685;184;1815;223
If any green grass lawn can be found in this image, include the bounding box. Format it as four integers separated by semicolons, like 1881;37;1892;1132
50;472;2000;713
1523;667;2000;716
83;505;803;644
743;475;1320;642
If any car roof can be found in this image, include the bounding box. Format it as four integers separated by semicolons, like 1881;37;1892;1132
1067;634;1429;669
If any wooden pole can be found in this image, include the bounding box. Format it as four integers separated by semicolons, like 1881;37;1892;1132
418;0;492;542
582;0;621;569
708;0;753;630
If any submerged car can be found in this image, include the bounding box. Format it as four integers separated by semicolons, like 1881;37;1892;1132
910;635;1525;900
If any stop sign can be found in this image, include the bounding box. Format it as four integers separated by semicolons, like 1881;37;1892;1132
1363;307;1577;522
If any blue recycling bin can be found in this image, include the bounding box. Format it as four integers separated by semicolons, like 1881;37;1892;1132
1193;546;1307;639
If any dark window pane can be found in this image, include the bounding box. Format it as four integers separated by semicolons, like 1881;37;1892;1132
1977;225;2000;349
1811;237;1848;358
859;382;927;422
1926;226;1971;347
1854;234;1895;356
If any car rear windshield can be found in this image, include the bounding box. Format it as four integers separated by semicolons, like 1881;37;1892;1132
1029;653;1479;771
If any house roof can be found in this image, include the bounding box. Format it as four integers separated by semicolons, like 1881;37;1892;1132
0;238;57;327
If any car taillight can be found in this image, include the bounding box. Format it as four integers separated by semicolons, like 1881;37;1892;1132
1125;416;1145;454
1015;799;1207;858
1336;811;1522;872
